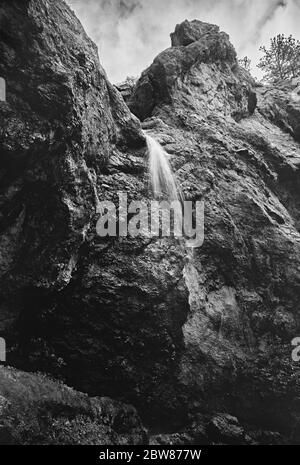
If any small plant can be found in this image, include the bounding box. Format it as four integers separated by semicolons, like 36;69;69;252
124;76;137;87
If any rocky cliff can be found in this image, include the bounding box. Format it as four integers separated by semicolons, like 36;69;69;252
0;0;300;445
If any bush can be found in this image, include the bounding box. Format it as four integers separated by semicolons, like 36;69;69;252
258;34;300;83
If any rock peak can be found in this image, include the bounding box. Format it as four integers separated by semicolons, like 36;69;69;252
129;19;241;121
170;19;220;47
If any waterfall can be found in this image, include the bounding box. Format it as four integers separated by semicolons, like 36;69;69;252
143;135;203;251
145;134;182;203
145;133;185;241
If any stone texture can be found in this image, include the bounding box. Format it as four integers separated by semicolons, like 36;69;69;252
0;0;188;429
170;19;220;47
207;413;245;445
129;21;252;122
115;78;137;105
0;1;300;445
257;78;300;142
130;20;300;441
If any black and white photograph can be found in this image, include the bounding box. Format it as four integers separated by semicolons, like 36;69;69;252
0;0;300;452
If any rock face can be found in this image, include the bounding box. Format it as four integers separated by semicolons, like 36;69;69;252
0;0;188;428
257;78;300;142
115;78;137;105
129;19;254;122
129;20;300;440
0;366;146;444
1;1;300;444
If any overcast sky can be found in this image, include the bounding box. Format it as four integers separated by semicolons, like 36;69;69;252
67;0;300;83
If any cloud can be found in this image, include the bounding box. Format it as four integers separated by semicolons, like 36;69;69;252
67;0;300;83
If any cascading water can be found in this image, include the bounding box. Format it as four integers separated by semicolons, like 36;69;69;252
145;134;182;203
145;133;185;243
145;134;201;255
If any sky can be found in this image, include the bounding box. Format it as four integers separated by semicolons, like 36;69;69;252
67;0;300;83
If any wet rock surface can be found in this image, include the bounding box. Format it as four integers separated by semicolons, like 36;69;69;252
0;0;300;444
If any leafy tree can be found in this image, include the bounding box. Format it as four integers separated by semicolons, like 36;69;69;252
258;34;300;83
124;75;137;86
238;56;251;73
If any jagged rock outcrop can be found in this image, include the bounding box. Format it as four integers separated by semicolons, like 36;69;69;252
1;1;300;444
115;77;137;105
129;19;256;121
0;0;144;296
257;78;300;141
129;20;300;441
0;366;146;444
171;20;220;47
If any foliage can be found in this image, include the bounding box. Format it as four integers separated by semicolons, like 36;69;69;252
258;34;300;83
124;75;138;87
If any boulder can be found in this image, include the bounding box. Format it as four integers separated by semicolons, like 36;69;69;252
207;413;245;445
129;21;246;121
170;19;220;47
